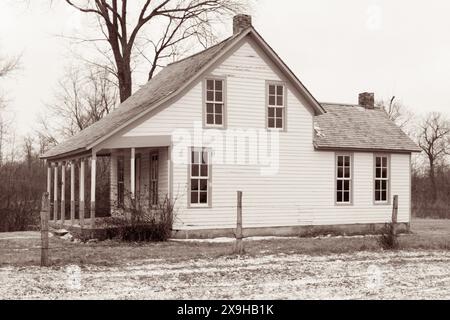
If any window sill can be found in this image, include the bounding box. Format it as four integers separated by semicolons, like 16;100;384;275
188;204;211;209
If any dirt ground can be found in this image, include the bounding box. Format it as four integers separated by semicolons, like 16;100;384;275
0;219;448;299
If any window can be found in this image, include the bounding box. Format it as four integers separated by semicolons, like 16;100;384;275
117;155;125;208
205;79;224;127
189;148;210;206
150;153;159;206
375;155;389;203
267;83;285;129
336;154;352;204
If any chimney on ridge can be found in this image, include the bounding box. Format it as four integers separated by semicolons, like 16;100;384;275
359;92;375;109
233;14;252;34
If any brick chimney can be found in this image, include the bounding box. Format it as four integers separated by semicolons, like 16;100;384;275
233;14;252;34
359;92;375;109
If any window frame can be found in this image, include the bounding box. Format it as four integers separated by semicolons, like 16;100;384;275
188;147;212;208
335;153;353;206
373;154;391;205
266;81;287;131
149;152;159;207
203;77;227;129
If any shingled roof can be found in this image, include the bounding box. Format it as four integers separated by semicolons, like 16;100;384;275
42;25;420;160
41;33;241;159
314;103;421;153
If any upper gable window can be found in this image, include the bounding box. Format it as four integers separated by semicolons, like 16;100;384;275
267;83;285;129
205;79;225;128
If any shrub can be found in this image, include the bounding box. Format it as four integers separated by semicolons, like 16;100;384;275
102;190;176;242
378;223;399;250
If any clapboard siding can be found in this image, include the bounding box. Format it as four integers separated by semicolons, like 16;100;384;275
119;38;411;230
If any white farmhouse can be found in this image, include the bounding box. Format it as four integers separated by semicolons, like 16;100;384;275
41;15;421;238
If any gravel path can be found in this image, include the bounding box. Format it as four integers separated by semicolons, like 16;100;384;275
1;250;448;300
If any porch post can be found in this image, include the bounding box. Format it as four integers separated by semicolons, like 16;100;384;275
60;162;66;226
79;158;85;227
53;164;58;223
70;161;75;225
47;162;52;222
167;145;172;201
90;152;97;228
130;148;136;199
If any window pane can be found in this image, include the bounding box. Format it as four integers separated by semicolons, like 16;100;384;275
375;191;380;201
192;151;200;164
215;80;222;91
344;167;350;178
192;164;199;176
376;157;381;167
337;156;343;167
207;91;214;101
344;192;350;202
277;96;283;106
207;80;214;90
382;157;387;167
381;180;387;190
200;164;208;177
337;180;342;191
191;179;199;191
269;95;275;105
337;167;343;178
200;179;208;191
215;115;223;125
268;118;275;128
276;108;282;117
382;168;387;178
215;91;222;102
337;191;342;202
376;168;381;178
277;85;283;96
191;192;198;204
199;192;208;204
206;103;214;113
269;85;275;95
268;107;275;117
344;156;350;167
202;151;208;164
206;114;214;124
215;104;222;114
381;191;387;201
344;180;350;191
276;118;283;128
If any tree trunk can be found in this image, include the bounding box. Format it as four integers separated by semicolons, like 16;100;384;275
429;161;437;203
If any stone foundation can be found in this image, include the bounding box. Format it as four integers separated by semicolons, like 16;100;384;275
172;222;410;239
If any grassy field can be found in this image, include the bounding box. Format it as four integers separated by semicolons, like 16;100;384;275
0;218;448;299
0;218;448;267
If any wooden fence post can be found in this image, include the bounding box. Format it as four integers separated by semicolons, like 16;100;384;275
40;192;50;267
391;195;399;238
234;191;244;254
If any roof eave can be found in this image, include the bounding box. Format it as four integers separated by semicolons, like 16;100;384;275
313;144;422;154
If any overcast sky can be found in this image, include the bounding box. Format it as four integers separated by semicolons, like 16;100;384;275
1;0;450;136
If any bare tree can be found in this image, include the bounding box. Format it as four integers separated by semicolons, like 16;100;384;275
62;0;248;102
38;64;118;147
417;112;450;202
376;96;414;130
0;55;20;166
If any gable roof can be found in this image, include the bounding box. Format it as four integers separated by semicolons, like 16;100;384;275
41;27;325;160
314;103;421;153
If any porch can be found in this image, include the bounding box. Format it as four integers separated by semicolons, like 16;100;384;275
44;138;173;230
